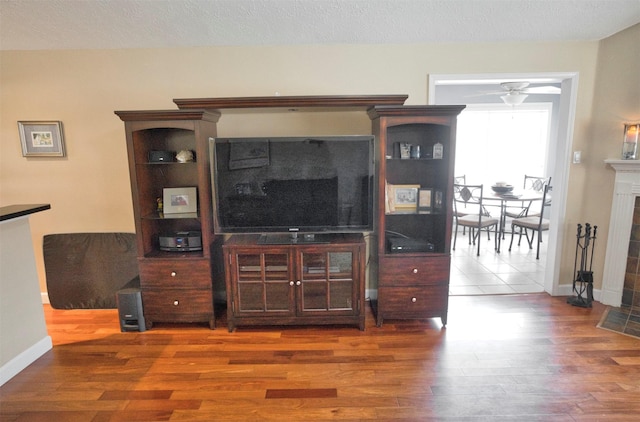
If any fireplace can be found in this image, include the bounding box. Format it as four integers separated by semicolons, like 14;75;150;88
602;160;640;306
624;198;640;308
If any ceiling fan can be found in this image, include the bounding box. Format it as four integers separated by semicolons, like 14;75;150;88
490;81;561;105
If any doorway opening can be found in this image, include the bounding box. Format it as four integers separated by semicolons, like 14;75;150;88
429;72;579;297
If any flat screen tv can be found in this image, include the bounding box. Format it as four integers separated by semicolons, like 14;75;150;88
211;136;375;237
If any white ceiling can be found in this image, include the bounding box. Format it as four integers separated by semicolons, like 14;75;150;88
1;0;639;51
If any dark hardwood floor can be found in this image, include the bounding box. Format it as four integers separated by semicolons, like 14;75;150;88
2;294;640;421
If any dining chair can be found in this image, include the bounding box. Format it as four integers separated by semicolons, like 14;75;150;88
504;175;551;220
453;175;468;235
508;184;552;259
452;184;499;256
454;175;466;185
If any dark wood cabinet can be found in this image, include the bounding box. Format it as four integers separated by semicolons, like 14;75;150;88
223;234;366;331
116;110;221;329
368;105;465;327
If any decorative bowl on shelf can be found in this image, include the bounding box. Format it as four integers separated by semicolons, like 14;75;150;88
176;149;194;163
491;184;514;194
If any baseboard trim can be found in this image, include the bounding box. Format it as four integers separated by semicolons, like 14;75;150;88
0;336;52;386
368;286;602;302
558;283;602;302
41;292;50;304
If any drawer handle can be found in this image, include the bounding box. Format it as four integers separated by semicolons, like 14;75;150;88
173;300;179;306
411;297;417;303
171;271;177;277
289;281;294;286
296;281;301;286
412;268;418;274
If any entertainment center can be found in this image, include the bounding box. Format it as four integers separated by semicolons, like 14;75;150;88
116;95;464;331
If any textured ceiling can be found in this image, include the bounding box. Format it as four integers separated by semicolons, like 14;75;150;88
1;0;639;51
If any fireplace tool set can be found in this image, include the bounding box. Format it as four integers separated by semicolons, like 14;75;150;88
567;223;597;308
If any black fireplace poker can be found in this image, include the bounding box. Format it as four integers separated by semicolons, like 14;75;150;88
567;223;597;308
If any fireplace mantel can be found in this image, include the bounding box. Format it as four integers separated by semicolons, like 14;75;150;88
601;159;640;306
605;159;640;172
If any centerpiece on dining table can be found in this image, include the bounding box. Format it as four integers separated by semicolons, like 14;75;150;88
491;182;514;194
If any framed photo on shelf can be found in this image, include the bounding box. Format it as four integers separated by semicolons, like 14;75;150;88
434;190;444;210
18;121;65;157
163;187;197;214
387;183;420;213
418;188;434;213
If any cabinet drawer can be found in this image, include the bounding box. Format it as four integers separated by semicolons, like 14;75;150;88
378;286;448;317
139;260;211;289
379;256;450;287
142;288;213;320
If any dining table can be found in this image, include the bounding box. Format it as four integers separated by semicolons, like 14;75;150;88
482;189;544;253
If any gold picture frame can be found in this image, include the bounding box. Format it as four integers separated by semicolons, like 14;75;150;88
386;183;420;214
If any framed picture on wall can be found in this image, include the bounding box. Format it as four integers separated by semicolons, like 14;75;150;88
18;121;66;157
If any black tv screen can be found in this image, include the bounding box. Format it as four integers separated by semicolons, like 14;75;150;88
211;136;375;235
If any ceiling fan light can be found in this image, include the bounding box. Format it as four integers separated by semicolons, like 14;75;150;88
501;81;529;90
501;93;528;105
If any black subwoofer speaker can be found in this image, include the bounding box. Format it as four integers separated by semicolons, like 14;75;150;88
116;287;146;332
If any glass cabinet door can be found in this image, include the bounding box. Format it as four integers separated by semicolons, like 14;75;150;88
299;250;355;312
236;252;293;314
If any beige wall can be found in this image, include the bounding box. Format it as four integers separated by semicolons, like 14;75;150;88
588;23;640;265
1;29;637;294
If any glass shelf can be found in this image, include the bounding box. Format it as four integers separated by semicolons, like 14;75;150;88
142;211;199;220
385;157;443;161
140;161;197;165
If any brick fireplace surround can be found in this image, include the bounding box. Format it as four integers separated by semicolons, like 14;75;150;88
625;198;640;309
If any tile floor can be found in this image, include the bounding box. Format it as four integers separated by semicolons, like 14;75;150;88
598;305;640;338
450;225;547;295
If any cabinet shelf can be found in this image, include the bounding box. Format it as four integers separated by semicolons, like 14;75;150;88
140;161;197;166
239;265;289;272
144;250;205;259
386;158;444;162
385;210;445;216
142;212;200;220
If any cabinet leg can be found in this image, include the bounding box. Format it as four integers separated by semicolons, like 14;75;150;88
145;320;153;330
441;315;447;327
208;318;215;330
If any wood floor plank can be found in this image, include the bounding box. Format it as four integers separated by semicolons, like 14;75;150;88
122;398;201;411
92;409;173;421
99;390;173;400
2;294;640;421
265;388;337;399
7;411;100;422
